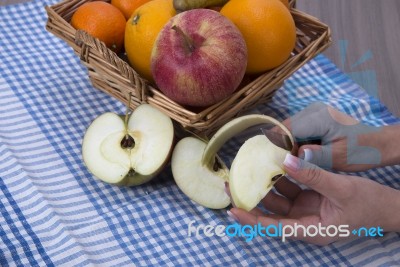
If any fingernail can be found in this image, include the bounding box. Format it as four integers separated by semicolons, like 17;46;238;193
227;210;239;222
303;148;312;162
283;154;300;171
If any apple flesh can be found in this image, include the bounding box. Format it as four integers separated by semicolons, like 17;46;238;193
171;137;230;209
230;135;289;211
171;114;293;210
82;104;174;186
151;9;247;107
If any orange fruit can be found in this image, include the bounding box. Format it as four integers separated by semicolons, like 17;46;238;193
111;0;152;20
124;0;176;81
71;1;126;53
220;0;296;74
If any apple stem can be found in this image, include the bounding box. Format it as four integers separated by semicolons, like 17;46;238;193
172;25;195;53
124;92;132;132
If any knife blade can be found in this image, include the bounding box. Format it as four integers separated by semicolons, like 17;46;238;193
260;128;322;152
259;128;293;151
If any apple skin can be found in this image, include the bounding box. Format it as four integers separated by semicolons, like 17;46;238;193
151;9;247;107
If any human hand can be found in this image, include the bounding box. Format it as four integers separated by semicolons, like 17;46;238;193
228;154;400;245
278;102;399;172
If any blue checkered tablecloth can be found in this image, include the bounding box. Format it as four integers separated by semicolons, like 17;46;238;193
1;0;400;266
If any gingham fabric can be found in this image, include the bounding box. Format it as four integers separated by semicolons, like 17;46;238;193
1;0;400;266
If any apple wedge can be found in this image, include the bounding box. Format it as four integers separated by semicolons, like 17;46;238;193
171;114;293;210
171;137;230;209
82;104;174;186
230;135;290;211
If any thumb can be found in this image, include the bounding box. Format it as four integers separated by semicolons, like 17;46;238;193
283;154;345;199
298;144;333;169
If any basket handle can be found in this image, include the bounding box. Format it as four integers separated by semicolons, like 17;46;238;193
74;29;149;103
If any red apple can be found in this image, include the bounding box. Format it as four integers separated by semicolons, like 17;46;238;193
150;9;247;107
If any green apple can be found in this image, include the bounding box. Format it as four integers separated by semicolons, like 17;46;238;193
82;104;174;186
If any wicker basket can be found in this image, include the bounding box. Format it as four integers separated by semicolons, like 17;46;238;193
45;0;331;137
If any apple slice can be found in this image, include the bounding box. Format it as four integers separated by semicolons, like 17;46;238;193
230;135;289;211
82;104;174;186
171;114;293;209
171;137;230;209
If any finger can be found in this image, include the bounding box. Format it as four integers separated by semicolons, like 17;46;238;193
274;176;302;200
300;138;383;170
230;208;291;227
273;103;334;150
286;102;332;139
271;104;324;133
283;154;349;200
248;207;266;217
225;187;291;219
229;207;271;226
261;191;292;215
225;182;278;212
229;209;301;238
327;105;359;125
298;144;334;169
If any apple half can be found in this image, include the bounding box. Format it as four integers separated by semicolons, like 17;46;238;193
171;114;294;210
82;104;174;186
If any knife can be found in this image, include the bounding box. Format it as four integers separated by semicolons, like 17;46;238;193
260;128;322;152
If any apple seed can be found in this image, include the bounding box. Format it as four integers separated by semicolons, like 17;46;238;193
120;134;135;149
213;157;223;172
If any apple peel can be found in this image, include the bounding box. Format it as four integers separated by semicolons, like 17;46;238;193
171;114;293;210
